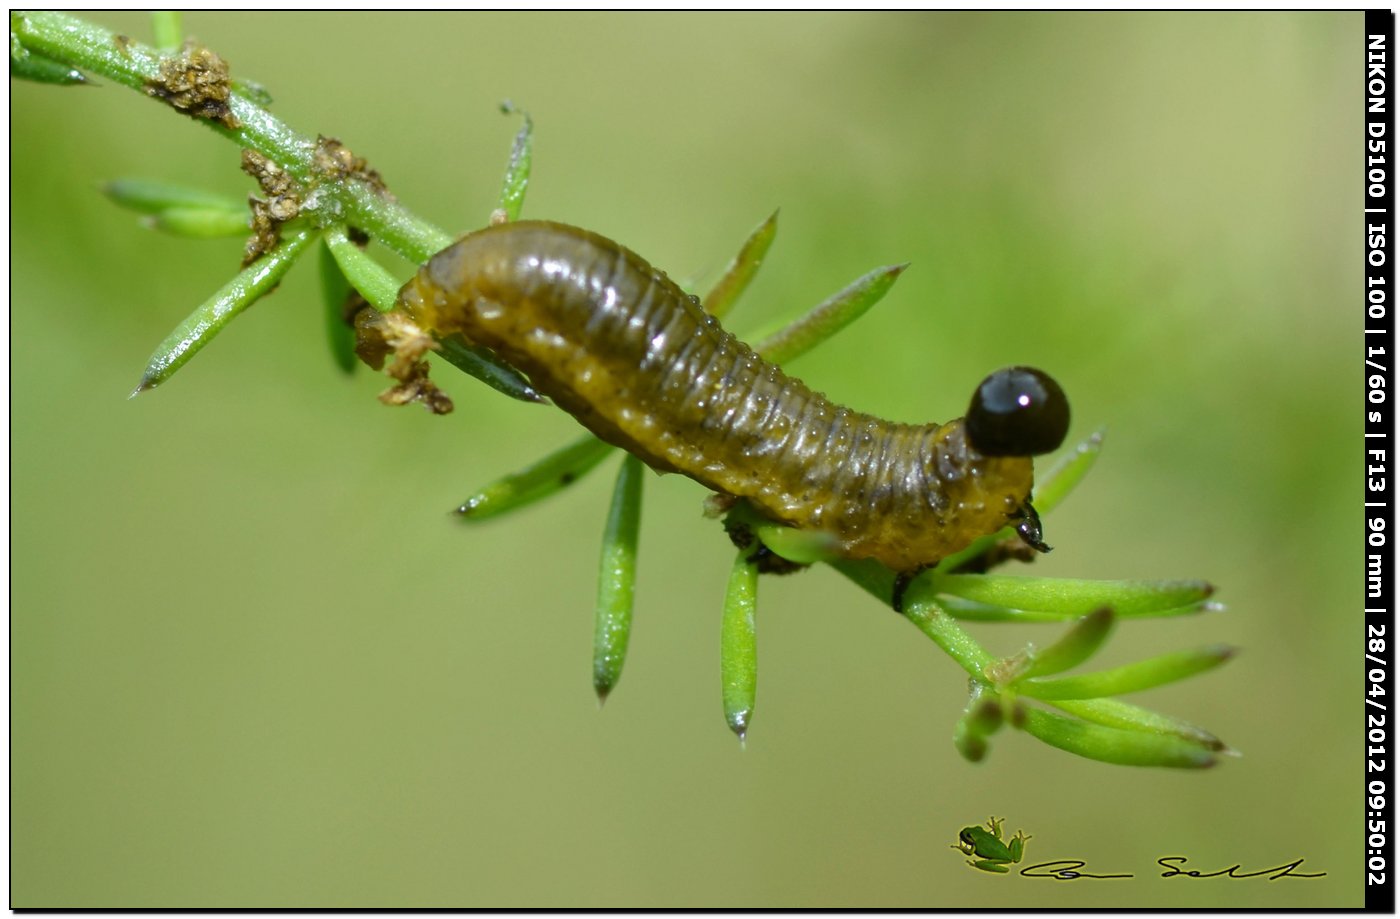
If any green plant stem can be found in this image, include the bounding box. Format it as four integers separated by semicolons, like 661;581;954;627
337;180;452;262
13;11;451;261
323;226;399;310
830;559;992;677
150;11;181;51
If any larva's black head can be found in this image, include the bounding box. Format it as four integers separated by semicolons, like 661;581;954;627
965;367;1070;457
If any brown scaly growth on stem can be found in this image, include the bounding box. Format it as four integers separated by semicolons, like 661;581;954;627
313;135;391;198
143;45;238;130
240;149;300;266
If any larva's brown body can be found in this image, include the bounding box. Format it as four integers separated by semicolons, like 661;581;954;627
393;221;1044;576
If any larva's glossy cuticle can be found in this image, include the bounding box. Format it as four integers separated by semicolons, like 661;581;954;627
379;220;1071;584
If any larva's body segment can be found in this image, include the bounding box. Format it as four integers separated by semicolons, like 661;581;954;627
395;220;1051;575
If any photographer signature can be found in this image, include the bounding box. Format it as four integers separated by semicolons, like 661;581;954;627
952;817;1325;881
1018;857;1326;881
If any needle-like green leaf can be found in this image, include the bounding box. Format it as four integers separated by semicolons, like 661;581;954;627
1031;428;1104;515
1049;698;1228;752
434;337;545;404
1019;607;1114;679
1017;644;1237;700
934;594;1217;623
318;238;358;374
142;206;249;238
132;226;316;395
104;179;248;237
1017;707;1217;768
102;178;242;215
754;263;907;366
322;226;398;311
594;455;644;703
931;575;1214;619
455;434;616;521
495;101;532;223
702;211;777;321
721;548;760;744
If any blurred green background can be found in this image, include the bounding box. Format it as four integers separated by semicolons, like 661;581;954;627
12;11;1359;908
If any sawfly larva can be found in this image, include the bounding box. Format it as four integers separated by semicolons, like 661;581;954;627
360;221;1070;609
